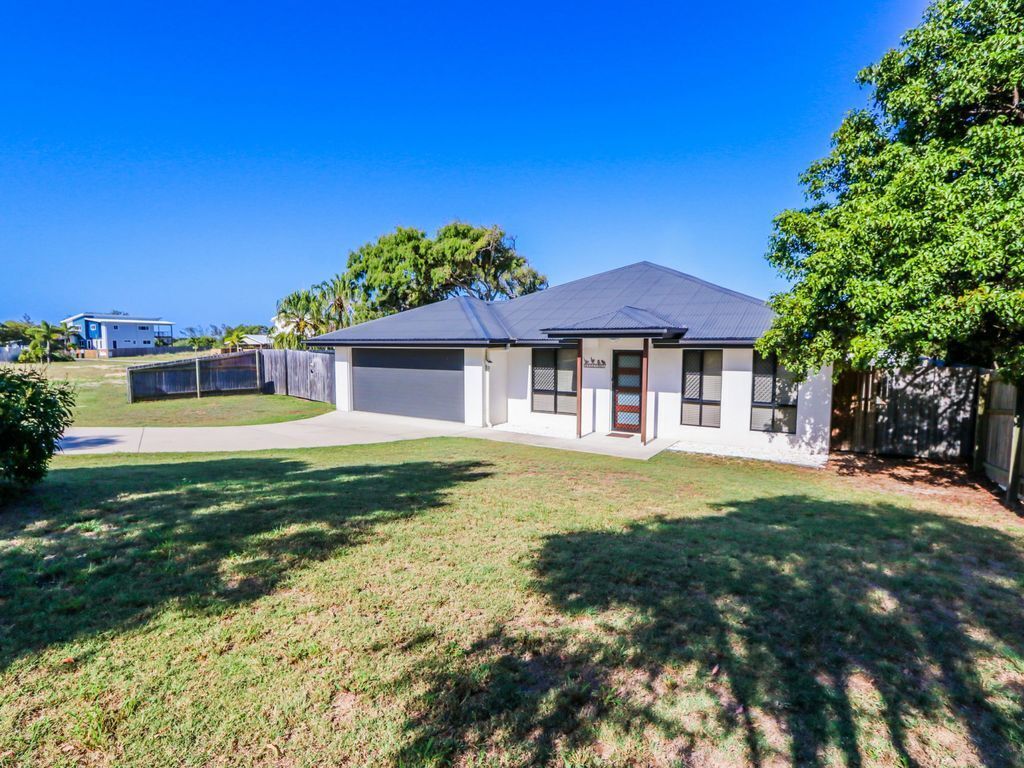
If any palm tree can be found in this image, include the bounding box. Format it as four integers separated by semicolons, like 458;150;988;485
26;321;64;363
58;321;79;352
317;274;356;333
274;289;322;340
270;328;302;349
222;328;246;351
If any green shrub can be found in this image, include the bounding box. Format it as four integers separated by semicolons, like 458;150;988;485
0;368;75;494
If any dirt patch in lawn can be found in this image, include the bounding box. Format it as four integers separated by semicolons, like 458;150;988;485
827;453;1006;511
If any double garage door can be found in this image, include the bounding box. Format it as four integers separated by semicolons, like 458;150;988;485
352;348;465;422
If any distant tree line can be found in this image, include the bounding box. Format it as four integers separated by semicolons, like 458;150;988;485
0;318;79;363
176;323;271;351
271;221;547;348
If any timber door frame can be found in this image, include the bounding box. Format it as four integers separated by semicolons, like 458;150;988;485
612;350;642;433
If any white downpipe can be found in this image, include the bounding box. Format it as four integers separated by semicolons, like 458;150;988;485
483;350;493;428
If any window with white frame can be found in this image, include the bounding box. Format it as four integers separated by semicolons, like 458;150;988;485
681;349;722;427
751;351;798;433
531;348;577;415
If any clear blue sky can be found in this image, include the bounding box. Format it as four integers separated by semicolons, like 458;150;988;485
1;1;926;330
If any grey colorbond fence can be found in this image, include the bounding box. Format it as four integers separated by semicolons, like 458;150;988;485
127;349;335;404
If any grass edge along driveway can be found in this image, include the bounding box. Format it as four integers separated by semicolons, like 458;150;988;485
1;438;1021;767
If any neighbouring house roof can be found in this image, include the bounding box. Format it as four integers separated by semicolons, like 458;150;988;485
308;261;773;347
62;312;174;325
242;334;271;346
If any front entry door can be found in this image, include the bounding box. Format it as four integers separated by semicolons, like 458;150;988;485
612;351;642;433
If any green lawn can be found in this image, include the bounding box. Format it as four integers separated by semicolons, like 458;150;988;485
15;353;333;427
1;440;1022;767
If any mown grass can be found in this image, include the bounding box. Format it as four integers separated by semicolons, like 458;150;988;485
1;439;1022;767
14;353;332;427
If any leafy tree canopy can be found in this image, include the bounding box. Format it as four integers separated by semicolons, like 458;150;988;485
345;222;547;321
0;320;33;346
759;0;1024;382
272;222;547;345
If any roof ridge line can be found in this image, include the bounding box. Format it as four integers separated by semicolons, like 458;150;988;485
502;262;648;305
482;301;516;341
638;261;767;305
457;296;496;341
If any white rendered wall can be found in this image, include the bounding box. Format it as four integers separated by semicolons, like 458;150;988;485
503;346;578;438
486;348;508;426
463;348;486;427
651;346;833;463
504;340;832;463
98;322;161;350
333;346;353;411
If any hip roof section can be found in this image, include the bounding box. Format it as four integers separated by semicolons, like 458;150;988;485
309;261;773;346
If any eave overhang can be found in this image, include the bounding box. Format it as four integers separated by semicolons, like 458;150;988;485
304;338;512;348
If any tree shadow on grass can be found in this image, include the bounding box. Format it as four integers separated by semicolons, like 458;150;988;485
399;496;1024;767
0;456;492;671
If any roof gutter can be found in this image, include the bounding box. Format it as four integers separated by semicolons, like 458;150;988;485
651;337;759;348
303;338;512;348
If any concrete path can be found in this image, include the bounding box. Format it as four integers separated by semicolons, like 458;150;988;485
60;411;672;460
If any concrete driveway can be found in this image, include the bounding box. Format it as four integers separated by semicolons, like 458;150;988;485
60;410;671;460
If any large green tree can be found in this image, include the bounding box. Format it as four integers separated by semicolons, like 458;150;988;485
759;0;1024;384
345;222;547;320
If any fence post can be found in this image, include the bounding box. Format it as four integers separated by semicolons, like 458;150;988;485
1006;383;1024;509
283;350;289;396
255;349;262;393
972;371;990;474
195;355;202;399
126;368;134;404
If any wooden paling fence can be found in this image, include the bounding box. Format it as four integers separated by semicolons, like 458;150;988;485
831;364;981;460
258;349;335;403
127;349;335;404
833;363;1023;504
976;376;1024;503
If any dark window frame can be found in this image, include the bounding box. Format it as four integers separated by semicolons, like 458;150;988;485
531;347;577;415
750;351;798;434
681;349;722;428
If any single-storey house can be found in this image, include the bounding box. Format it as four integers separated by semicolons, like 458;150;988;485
308;262;833;464
240;333;272;349
62;312;175;357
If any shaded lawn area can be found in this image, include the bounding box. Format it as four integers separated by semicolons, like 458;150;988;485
0;440;1022;767
15;355;332;426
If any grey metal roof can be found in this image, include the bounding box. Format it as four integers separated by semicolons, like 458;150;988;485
312;295;512;346
309;261;773;347
62;312;173;324
542;305;687;338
